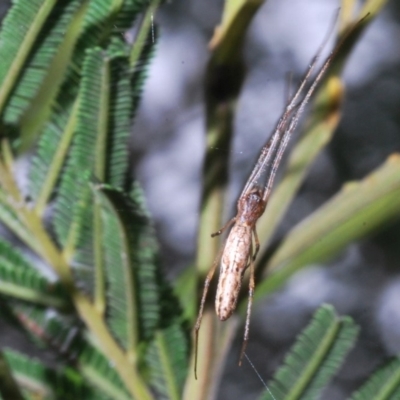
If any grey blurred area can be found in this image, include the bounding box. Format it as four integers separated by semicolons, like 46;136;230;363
0;0;9;18
132;0;400;398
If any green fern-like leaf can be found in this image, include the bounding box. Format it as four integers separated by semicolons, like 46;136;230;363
0;0;58;114
54;0;148;114
128;182;160;340
107;46;133;187
49;43;133;290
260;304;359;400
28;100;78;205
2;0;81;125
99;184;160;343
349;357;400;400
92;185;139;350
78;343;131;400
3;349;109;400
52;46;110;246
28;0;149;205
0;239;67;308
145;323;189;400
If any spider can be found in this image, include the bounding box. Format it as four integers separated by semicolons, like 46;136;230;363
194;14;366;379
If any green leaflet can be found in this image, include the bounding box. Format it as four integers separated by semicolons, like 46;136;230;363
109;28;158;185
78;343;131;400
29;100;80;213
92;186;138;351
97;185;160;345
128;182;160;340
3;349;110;400
54;0;145;114
349;357;400;400
0;239;67;308
49;40;160;342
260;305;359;400
145;324;189;400
0;0;57;114
28;0;150;205
51;36;155;247
4;304;133;399
2;0;81;125
49;43;129;286
52;46;112;246
106;42;132;187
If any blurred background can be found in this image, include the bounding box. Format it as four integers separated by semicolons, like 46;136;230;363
1;0;400;398
131;0;400;399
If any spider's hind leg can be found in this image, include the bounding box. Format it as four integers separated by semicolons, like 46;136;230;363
194;247;224;379
239;243;256;366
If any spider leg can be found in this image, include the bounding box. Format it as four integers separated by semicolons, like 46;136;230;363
252;226;260;261
211;217;236;238
239;242;255;366
194;249;223;379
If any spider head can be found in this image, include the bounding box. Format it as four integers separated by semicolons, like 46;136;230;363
237;187;266;225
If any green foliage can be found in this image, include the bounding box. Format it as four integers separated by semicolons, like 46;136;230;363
2;349;112;400
0;0;396;399
2;0;81;125
0;0;58;115
0;0;188;399
349;357;400;400
0;239;67;307
145;323;189;400
77;344;131;400
260;305;359;400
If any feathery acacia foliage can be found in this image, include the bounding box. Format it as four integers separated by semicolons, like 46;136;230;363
0;0;397;399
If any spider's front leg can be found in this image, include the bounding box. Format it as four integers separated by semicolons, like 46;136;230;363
251;225;260;261
211;217;236;237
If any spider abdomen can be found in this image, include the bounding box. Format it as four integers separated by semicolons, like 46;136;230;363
216;224;252;321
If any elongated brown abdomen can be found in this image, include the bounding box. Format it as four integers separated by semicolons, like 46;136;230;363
215;224;252;321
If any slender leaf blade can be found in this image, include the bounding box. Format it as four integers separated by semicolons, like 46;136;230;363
28;0;145;204
0;239;67;307
0;0;57;113
78;343;131;400
2;0;81;125
52;46;109;247
260;305;359;400
145;323;189;400
100;184;160;343
93;186;138;351
349;357;400;400
3;349;109;400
